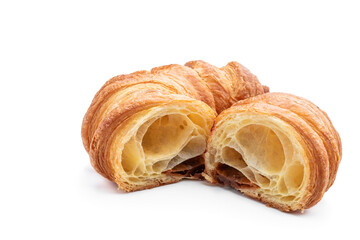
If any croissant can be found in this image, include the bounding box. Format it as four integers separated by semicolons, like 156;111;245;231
203;92;342;212
81;61;268;192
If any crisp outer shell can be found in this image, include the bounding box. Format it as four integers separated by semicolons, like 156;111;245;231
82;60;268;191
204;92;342;211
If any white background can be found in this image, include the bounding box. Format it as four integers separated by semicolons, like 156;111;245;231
1;1;359;239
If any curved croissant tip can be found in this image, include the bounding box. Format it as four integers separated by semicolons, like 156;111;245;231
263;85;270;93
185;60;209;68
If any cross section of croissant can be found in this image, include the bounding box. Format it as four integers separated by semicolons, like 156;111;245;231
81;61;268;192
204;92;342;212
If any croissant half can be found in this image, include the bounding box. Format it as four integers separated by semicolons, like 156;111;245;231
204;93;342;212
81;61;268;192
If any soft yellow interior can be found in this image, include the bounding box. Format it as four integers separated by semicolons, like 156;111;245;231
216;123;305;202
120;113;207;180
142;115;193;160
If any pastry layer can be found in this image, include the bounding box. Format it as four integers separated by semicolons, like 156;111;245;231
82;61;267;191
204;92;342;211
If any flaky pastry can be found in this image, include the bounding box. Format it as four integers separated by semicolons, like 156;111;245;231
81;61;267;192
204;92;342;211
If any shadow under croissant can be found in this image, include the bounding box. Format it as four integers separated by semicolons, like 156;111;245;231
84;166;120;194
86;164;314;215
198;178;313;215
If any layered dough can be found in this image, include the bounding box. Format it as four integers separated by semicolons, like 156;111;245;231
204;93;342;212
106;99;215;191
82;61;267;191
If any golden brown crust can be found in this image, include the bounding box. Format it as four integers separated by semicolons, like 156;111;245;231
231;93;342;193
82;66;215;152
82;61;267;192
204;92;342;212
185;60;269;113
